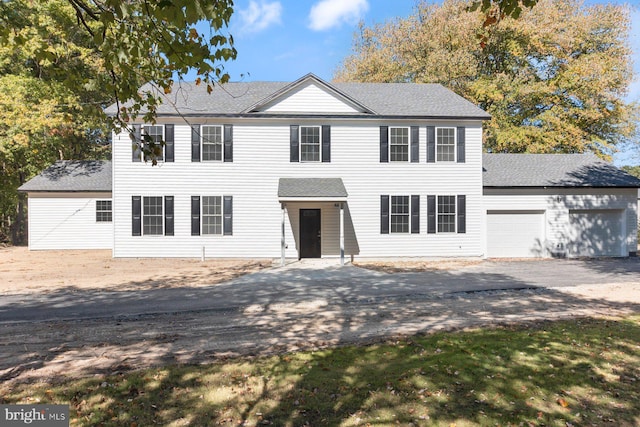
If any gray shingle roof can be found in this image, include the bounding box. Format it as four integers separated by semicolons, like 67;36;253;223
105;74;490;119
483;154;640;188
18;160;112;192
278;178;348;198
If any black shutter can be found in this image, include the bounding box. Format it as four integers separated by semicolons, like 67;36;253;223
191;124;201;162
223;196;233;236
457;195;466;233
411;195;420;234
132;124;141;162
426;126;435;163
164;196;174;236
191;196;200;236
290;125;299;162
224;124;233;162
410;126;419;163
380;126;388;163
380;195;389;234
427;195;436;234
132;196;141;236
457;126;465;163
321;125;331;163
164;124;175;162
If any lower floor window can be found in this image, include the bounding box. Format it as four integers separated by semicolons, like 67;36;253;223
96;200;112;222
143;196;163;235
202;196;222;235
390;196;410;233
437;195;456;233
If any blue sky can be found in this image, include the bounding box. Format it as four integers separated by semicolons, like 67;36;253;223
218;0;639;165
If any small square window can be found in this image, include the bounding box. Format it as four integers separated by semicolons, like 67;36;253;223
96;200;112;222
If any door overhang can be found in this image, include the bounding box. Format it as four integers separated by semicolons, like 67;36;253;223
277;178;348;203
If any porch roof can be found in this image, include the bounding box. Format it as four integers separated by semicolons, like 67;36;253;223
278;178;348;202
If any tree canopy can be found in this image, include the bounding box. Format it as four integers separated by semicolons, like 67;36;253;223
0;0;237;244
335;0;638;159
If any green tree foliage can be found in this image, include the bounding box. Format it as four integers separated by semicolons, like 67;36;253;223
0;0;236;244
621;165;640;179
335;0;638;159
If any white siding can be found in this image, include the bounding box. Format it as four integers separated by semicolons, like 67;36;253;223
262;82;361;113
113;119;484;259
27;192;113;250
483;188;638;257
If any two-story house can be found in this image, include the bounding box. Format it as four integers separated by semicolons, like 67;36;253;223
19;74;640;260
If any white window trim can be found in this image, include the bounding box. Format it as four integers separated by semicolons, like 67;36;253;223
142;125;165;161
389;126;410;163
142;195;164;237
299;125;322;163
201;124;224;162
96;200;112;223
201;195;223;236
435;126;457;163
390;195;411;234
436;194;457;233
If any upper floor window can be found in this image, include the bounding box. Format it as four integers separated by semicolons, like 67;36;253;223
96;200;112;222
436;127;456;162
202;125;223;161
290;125;330;163
389;127;409;162
300;126;321;162
191;124;232;163
143;125;164;161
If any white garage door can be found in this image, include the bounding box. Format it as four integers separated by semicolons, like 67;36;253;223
487;211;545;258
568;209;623;257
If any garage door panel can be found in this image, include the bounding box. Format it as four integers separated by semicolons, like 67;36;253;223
568;210;623;257
487;211;545;258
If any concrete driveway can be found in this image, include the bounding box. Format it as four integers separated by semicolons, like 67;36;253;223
1;257;639;323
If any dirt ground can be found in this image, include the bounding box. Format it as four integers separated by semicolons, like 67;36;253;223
0;246;270;294
1;247;639;388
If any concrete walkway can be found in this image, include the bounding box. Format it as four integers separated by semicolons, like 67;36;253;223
1;257;639;323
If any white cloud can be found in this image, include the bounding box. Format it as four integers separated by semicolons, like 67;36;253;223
308;0;369;31
238;1;282;33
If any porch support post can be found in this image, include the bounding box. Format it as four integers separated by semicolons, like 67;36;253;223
340;202;345;266
281;203;286;266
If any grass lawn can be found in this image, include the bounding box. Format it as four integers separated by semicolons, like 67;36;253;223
3;316;639;426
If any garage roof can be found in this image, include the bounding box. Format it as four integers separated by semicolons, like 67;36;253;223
18;160;112;193
483;154;640;188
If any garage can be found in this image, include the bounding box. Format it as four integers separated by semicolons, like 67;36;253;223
487;210;546;258
568;209;624;257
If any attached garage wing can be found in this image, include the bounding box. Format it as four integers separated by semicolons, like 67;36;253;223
487;210;546;258
568;209;624;257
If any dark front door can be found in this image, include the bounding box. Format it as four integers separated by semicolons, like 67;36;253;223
299;209;321;258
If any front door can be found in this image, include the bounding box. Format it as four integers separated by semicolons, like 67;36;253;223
299;209;321;258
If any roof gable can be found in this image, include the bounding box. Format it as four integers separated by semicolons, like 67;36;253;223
244;74;375;114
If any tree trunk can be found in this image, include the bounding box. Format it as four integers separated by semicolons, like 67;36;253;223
11;172;27;246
